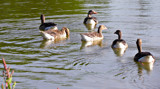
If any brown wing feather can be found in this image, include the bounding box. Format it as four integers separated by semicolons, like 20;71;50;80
82;32;101;38
39;22;57;30
44;29;61;37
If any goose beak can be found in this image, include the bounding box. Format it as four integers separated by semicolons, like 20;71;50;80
105;27;108;30
93;11;98;14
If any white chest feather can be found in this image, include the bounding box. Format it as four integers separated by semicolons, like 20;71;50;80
81;35;93;41
40;31;54;40
86;19;96;25
113;42;128;49
139;55;155;63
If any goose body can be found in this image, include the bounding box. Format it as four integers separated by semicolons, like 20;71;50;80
85;18;96;25
40;27;70;40
112;41;127;48
134;39;155;63
111;30;128;49
135;53;154;62
39;14;57;31
83;10;98;25
80;25;107;42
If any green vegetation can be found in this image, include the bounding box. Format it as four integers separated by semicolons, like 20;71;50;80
1;58;16;89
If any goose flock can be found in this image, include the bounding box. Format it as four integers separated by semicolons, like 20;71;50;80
39;10;155;64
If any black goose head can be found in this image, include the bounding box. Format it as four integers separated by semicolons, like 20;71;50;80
88;10;98;15
114;30;122;40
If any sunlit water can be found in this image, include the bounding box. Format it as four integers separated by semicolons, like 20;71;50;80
0;0;160;89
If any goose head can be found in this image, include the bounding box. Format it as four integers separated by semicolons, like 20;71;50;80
114;30;121;35
114;30;122;40
88;10;98;15
97;25;107;33
137;39;142;46
98;25;107;30
136;39;142;53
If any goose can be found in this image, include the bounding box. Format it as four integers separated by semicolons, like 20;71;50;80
134;39;155;63
40;27;70;40
111;30;128;49
39;14;58;31
83;10;98;25
80;25;107;42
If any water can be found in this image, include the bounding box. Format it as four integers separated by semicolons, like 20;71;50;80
0;0;160;89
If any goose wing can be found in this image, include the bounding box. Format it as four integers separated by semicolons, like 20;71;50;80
81;32;100;38
39;22;57;30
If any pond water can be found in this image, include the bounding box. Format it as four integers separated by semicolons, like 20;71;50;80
0;0;160;89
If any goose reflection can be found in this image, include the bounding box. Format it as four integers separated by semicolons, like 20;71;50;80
40;38;68;49
84;24;96;30
136;62;154;76
112;48;127;56
80;40;103;49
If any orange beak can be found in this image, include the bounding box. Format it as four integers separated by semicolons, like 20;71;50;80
93;11;98;14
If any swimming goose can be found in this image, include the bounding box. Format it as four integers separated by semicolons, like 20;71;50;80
83;10;98;25
40;27;70;40
39;14;58;31
134;39;155;63
80;25;107;42
111;30;128;49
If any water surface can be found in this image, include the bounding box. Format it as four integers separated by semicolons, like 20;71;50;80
0;0;160;89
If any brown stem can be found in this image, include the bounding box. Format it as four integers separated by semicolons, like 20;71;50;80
2;58;7;70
